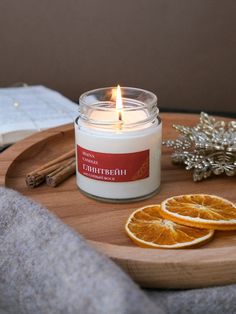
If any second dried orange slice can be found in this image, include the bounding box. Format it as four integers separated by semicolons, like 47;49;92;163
125;205;214;249
161;194;236;230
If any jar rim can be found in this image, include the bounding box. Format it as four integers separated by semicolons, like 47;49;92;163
78;86;159;129
79;86;158;108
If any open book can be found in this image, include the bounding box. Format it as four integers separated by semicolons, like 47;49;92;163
0;85;79;147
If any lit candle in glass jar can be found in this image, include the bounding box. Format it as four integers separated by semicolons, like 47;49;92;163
74;86;162;202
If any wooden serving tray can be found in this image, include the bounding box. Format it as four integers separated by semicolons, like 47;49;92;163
1;113;236;289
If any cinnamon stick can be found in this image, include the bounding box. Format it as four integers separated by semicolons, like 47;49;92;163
27;157;74;177
25;148;75;188
46;159;76;187
25;158;74;188
27;149;75;176
26;173;45;188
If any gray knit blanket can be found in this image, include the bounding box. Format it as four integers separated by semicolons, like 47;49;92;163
0;187;236;314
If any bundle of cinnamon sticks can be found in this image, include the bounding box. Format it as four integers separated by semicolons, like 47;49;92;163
26;149;76;188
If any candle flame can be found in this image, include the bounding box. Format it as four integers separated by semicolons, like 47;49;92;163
116;85;123;111
116;85;123;122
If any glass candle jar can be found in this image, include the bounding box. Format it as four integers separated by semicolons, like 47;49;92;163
74;86;162;202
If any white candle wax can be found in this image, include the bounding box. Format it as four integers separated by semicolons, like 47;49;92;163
89;106;150;128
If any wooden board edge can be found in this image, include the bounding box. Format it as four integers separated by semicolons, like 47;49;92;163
0;123;73;185
89;240;236;264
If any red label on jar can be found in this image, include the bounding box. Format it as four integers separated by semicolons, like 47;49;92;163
77;145;149;182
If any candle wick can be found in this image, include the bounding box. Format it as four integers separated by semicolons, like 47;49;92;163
116;111;123;131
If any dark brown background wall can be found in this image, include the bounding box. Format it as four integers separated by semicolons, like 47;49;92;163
0;0;236;114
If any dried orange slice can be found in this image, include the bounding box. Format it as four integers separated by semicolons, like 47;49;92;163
125;205;214;249
161;194;236;230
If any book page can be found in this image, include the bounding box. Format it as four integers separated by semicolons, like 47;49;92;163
0;86;79;145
